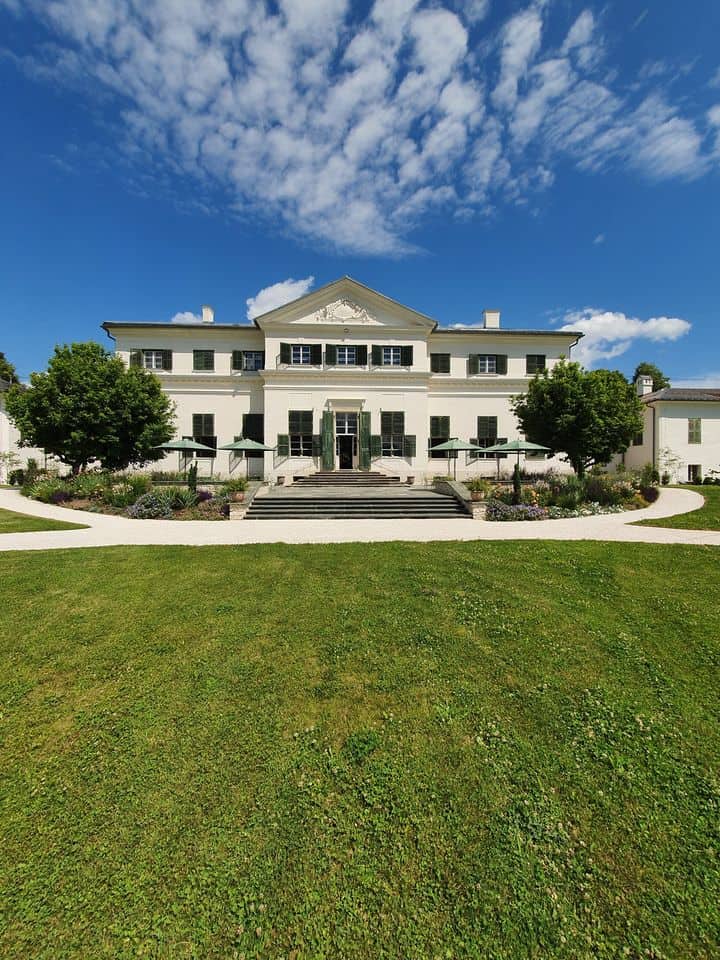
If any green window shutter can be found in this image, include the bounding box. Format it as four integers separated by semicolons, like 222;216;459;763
477;416;498;439
431;353;450;373
243;414;264;442
371;345;382;366
259;352;265;369
232;350;243;370
381;411;392;435
129;350;142;368
325;344;337;365
526;354;546;374
192;414;203;436
401;345;413;366
381;411;404;435
403;435;416;458
430;416;450;438
277;434;289;457
359;411;371;469
301;411;313;434
393;412;405;435
161;350;173;371
468;355;479;376
356;345;368;365
280;342;291;364
310;344;322;365
495;354;508;375
370;435;382;458
321;409;334;469
312;434;322;457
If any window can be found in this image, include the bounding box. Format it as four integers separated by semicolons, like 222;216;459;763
193;350;214;372
336;346;356;366
633;431;644;446
291;345;311;365
383;346;402;366
289;410;313;456
526;354;546;375
142;349;171;371
241;414;264;460
233;350;264;371
468;354;507;375
688;418;702;444
381;411;404;456
189;413;216;457
429;416;450;458
430;353;450;374
471;416;507;460
688;464;702;483
335;412;358;435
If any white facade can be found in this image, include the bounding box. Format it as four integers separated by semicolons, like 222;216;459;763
102;277;582;482
0;385;49;483
624;382;720;483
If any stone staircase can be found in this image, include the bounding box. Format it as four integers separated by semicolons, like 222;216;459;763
244;491;469;520
292;471;401;487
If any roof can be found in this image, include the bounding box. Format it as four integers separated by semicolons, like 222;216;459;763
101;276;583;338
0;378;9;392
643;387;720;403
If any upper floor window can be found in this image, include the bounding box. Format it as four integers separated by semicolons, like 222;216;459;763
526;354;546;375
337;346;356;366
193;350;215;372
279;343;322;365
468;354;507;375
688;418;702;444
129;349;171;371
232;350;264;371
430;353;450;374
371;345;413;366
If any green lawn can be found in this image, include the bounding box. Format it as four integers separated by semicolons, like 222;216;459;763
0;506;87;533
1;542;718;959
635;484;720;530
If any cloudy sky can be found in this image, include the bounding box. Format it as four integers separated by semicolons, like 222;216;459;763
1;0;719;382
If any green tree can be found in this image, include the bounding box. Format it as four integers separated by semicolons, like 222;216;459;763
632;361;670;392
512;360;643;478
5;342;175;474
0;352;19;385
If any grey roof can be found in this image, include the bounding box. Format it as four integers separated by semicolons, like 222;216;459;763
103;321;258;331
643;387;720;403
432;328;582;338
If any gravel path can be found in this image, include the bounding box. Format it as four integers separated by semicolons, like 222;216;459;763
0;487;717;551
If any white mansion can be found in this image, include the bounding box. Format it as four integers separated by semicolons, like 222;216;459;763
103;276;581;482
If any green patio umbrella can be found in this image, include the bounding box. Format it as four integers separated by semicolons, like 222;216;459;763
219;438;275;478
481;439;551;477
156;438;217;473
429;438;485;480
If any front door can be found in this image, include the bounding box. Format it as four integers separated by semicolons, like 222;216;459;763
335;412;358;469
338;435;354;469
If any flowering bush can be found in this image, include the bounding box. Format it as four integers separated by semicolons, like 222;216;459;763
126;492;173;519
196;489;213;503
485;499;548;521
546;503;625;519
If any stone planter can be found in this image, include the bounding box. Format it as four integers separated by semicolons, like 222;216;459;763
470;491;485;502
230;491;245;503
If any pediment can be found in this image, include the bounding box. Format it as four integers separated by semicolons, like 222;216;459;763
253;276;437;332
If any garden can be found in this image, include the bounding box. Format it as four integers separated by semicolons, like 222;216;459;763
465;463;661;521
8;460;246;521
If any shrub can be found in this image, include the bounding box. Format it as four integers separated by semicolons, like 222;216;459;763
583;473;635;507
661;471;671;486
68;472;109;500
465;477;492;496
24;477;71;503
188;462;198;493
546;474;584;508
8;468;25;486
640;485;660;503
161;486;199;510
220;478;248;495
150;470;188;481
702;477;714;485
485;499;548;521
196;489;213;503
126;492;173;519
640;463;660;487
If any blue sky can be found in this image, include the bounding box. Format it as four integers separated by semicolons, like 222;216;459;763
1;0;719;382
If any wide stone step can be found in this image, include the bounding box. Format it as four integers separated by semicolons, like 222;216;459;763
244;494;469;520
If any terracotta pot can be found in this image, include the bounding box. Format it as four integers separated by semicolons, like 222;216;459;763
471;491;484;501
231;491;245;503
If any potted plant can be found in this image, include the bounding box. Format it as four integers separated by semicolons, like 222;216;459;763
220;478;248;502
466;477;491;501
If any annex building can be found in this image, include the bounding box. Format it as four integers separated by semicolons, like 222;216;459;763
102;277;581;483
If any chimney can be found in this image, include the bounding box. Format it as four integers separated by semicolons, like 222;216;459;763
483;309;500;329
201;304;214;324
636;374;654;397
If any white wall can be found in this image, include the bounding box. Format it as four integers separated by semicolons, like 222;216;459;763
655;401;720;482
0;394;55;482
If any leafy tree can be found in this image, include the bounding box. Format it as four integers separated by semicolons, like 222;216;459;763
632;361;670;392
5;342;175;474
0;352;19;385
512;360;643;478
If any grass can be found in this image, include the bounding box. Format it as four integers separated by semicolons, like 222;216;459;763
0;506;87;533
1;541;718;959
635;484;720;530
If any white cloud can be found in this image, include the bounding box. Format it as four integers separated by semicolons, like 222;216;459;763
593;232;605;244
3;1;719;254
672;372;720;389
246;276;315;320
560;308;691;368
170;311;202;324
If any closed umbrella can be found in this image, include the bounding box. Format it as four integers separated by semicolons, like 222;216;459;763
428;438;485;480
219;438;275;479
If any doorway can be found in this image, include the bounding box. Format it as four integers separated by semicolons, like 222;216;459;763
335;412;358;469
